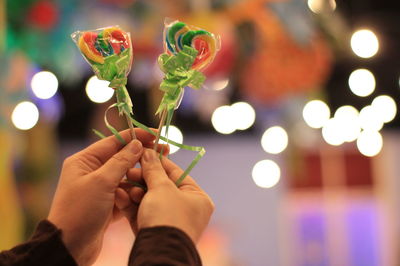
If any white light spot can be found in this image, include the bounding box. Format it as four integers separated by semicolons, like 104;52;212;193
31;71;58;99
307;0;336;13
231;102;256;130
334;105;361;142
11;101;40;130
159;125;183;154
85;76;114;103
322;118;345;146
261;126;289;154
371;95;397;123
351;29;379;58
359;105;384;131
348;69;375;97
357;130;383;157
210;78;229;91
211;105;236;134
302;100;331;129
252;160;281;188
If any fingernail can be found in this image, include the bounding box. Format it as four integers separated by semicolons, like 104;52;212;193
142;149;156;162
131;140;142;154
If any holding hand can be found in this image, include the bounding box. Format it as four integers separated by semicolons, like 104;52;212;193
47;129;163;266
116;149;214;243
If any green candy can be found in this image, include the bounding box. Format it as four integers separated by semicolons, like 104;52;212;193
168;21;186;46
181;30;210;47
96;31;112;55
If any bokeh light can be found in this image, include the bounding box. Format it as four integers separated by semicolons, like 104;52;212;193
348;69;376;97
31;71;59;99
261;126;289;154
231;102;256;130
252;160;281;188
210;78;229;91
351;29;379;58
85;76;114;103
211;105;236;134
160;125;183;154
11;101;40;130
322;118;345;146
359;105;384;131
371;95;397;123
307;0;336;13
302;100;331;129
334;105;361;142
357;130;383;157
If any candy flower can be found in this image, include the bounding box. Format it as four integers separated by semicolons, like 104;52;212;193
71;26;136;140
72;26;133;87
153;19;220;149
164;21;219;71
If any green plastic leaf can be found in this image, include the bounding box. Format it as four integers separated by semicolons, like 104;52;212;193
155;46;206;116
92;48;132;87
188;71;206;89
109;77;128;89
115;86;133;115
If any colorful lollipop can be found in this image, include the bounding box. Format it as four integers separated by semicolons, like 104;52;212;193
71;26;136;140
154;20;220;148
165;21;218;71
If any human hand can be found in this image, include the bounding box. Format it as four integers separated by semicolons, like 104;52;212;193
116;149;214;243
47;129;166;266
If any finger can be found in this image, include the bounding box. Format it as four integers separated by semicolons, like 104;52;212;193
129;186;145;204
143;143;170;156
140;149;174;189
81;128;158;164
93;139;143;184
115;188;132;210
126;168;142;183
115;188;138;227
160;156;199;187
113;204;124;221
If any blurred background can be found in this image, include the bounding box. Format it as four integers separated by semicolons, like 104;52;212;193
1;0;400;265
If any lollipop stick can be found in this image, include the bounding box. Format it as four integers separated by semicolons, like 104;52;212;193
153;109;167;150
125;113;136;140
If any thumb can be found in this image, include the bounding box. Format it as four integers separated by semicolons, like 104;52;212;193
94;139;143;184
140;149;173;189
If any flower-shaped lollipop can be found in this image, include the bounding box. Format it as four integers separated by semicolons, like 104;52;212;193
154;20;220;148
165;21;218;71
71;26;136;140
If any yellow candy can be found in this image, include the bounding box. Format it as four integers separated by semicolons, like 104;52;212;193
78;35;104;64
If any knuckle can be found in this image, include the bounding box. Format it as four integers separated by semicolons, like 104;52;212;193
63;155;78;167
111;153;134;168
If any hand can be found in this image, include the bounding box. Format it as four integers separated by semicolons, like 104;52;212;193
116;149;214;243
47;129;164;266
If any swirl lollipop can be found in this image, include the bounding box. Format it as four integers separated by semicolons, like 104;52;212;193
165;21;218;71
71;26;136;140
154;19;220;149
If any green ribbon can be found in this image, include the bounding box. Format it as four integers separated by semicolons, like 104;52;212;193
156;45;206;115
94;104;206;187
92;46;208;188
130;116;205;187
92;48;132;89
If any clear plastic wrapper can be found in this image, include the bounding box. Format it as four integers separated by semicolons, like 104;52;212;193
71;26;136;140
71;26;133;88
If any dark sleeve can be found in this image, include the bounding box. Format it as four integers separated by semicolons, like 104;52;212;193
0;220;77;266
129;226;202;266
